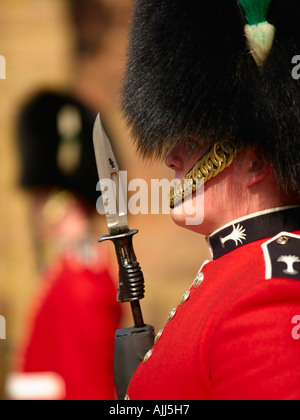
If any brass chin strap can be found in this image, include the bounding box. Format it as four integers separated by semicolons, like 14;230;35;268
169;140;244;209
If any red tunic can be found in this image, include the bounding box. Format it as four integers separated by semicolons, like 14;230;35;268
13;251;121;400
127;207;300;400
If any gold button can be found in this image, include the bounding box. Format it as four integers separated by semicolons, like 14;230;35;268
143;348;153;363
154;329;163;344
167;308;177;322
180;290;191;305
276;236;290;246
193;272;204;288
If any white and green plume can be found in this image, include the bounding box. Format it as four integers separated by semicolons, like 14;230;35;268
238;0;275;66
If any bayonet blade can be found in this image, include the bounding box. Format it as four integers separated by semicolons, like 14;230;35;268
93;114;129;235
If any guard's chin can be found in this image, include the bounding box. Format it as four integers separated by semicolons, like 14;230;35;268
170;206;187;228
170;192;205;230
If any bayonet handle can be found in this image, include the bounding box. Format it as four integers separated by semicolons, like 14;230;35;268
99;230;145;328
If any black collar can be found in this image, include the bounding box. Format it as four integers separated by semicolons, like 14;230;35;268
206;206;300;260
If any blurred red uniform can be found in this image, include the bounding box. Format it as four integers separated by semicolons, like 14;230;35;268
11;249;121;400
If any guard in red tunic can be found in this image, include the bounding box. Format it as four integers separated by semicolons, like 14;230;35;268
121;0;300;400
8;90;122;401
7;0;133;399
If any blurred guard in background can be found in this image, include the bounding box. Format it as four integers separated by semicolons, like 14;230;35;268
122;0;300;400
6;0;133;400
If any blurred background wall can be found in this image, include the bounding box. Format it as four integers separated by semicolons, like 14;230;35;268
0;0;210;399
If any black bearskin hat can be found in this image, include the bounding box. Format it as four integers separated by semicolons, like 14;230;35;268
18;91;101;206
122;0;300;194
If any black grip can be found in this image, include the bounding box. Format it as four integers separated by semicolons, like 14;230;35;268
114;325;155;400
99;229;145;327
117;260;145;303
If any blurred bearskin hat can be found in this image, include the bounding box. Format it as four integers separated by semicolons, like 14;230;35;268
18;91;100;206
122;0;300;194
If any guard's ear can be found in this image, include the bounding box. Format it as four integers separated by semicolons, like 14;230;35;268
246;150;270;187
